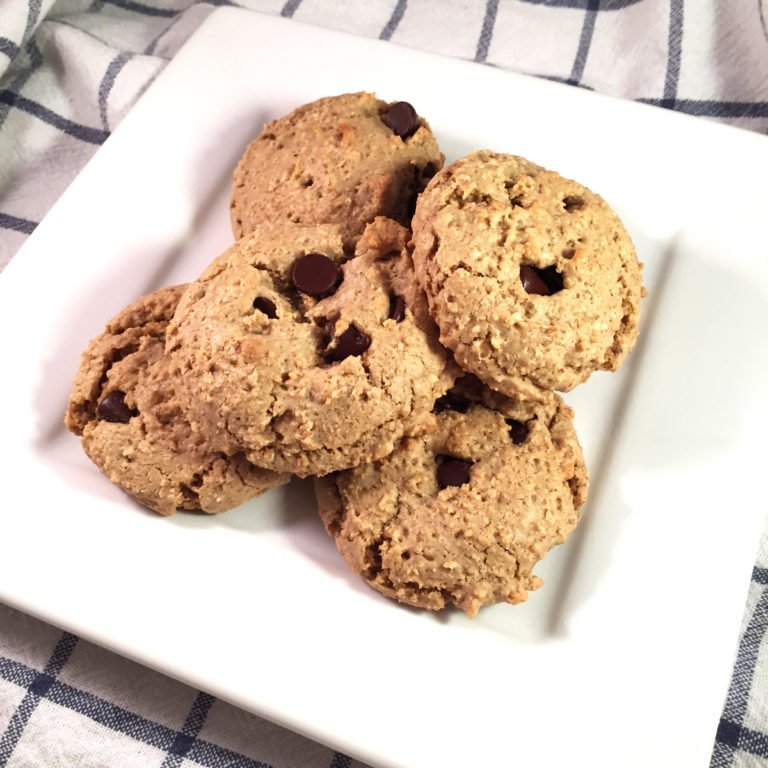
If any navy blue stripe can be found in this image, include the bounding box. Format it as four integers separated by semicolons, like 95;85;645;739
98;51;134;130
185;739;274;768
717;717;742;748
43;633;78;675
569;0;600;84
475;0;499;62
180;692;215;739
0;213;38;234
380;0;407;41
0;90;109;144
329;753;351;768
754;567;768;585
102;0;178;16
23;0;43;45
160;692;215;768
719;577;768;726
0;657;37;688
0;37;19;59
46;679;181;748
280;0;303;17
0;690;38;767
639;98;768;118
662;0;684;108
717;718;768;757
45;679;272;766
0;652;276;768
0;38;44;131
710;739;734;768
0;632;78;768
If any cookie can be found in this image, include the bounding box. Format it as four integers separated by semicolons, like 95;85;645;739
411;150;644;401
166;217;458;477
65;285;290;516
230;92;444;248
315;375;588;617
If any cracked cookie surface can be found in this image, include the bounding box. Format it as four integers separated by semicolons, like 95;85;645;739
166;218;457;477
65;285;289;515
230;92;444;248
315;376;588;617
411;150;644;401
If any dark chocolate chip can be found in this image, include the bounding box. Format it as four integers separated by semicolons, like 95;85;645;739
520;264;564;295
436;456;473;489
96;391;136;424
433;392;470;414
291;253;340;297
325;324;371;362
382;101;420;139
389;294;406;323
506;419;529;445
539;265;564;293
253;296;277;318
520;264;549;295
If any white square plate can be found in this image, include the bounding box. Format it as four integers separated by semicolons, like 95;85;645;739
2;9;767;768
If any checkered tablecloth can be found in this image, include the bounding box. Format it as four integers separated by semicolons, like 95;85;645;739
1;1;767;766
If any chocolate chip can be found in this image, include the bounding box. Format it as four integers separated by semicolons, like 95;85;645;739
291;253;340;297
389;294;406;323
520;265;549;295
506;419;529;445
382;101;420;139
539;265;564;293
325;324;371;362
437;456;473;489
253;296;277;318
96;391;136;423
433;392;470;414
520;264;564;295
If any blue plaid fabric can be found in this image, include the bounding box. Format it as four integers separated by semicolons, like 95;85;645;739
1;1;767;766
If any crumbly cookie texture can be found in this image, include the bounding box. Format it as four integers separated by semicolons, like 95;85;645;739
411;150;644;401
315;376;588;617
166;217;458;477
230;92;444;248
65;285;290;515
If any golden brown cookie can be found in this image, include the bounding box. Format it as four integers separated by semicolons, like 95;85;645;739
315;376;588;617
230;92;444;248
411;150;644;401
166;218;457;477
65;285;290;515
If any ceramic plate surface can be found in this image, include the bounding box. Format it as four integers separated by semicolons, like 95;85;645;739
2;9;767;768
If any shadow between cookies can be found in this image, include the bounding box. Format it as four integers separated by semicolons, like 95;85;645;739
33;108;276;483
